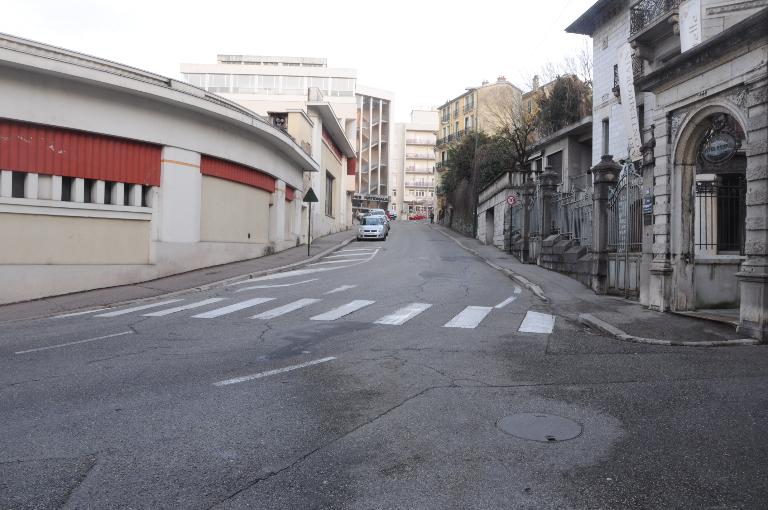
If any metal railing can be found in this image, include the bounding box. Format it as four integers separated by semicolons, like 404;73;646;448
552;190;593;249
405;166;434;173
406;138;436;145
630;0;682;36
405;181;432;188
607;164;643;297
405;153;435;160
695;175;746;255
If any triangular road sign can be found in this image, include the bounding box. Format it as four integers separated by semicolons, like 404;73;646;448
303;187;319;203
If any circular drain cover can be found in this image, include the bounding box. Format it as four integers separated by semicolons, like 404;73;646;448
497;413;582;442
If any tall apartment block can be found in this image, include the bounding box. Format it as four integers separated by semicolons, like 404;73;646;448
393;110;438;216
354;86;393;215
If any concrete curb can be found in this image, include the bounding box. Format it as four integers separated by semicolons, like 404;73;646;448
578;313;759;347
5;236;356;323
431;226;549;303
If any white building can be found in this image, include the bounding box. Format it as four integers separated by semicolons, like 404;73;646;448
393;110;439;217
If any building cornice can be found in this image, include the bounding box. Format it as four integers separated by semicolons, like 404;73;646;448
635;8;768;92
565;0;630;36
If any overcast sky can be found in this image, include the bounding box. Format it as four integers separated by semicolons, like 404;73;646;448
2;0;596;123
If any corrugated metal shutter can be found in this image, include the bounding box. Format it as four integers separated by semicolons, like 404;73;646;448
200;155;276;193
0;119;161;186
285;186;295;201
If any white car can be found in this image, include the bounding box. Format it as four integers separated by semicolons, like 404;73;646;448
357;216;388;241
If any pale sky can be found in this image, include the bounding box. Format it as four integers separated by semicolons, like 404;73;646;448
1;0;596;122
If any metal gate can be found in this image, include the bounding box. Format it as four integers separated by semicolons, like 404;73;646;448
607;163;643;298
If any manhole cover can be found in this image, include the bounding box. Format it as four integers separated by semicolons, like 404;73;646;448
497;413;582;442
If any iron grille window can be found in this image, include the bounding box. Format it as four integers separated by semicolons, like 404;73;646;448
695;174;746;254
325;172;334;217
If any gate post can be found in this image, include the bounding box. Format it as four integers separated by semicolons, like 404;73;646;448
591;155;621;294
521;179;536;263
540;166;561;238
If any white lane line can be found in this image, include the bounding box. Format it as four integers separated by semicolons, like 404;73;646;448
307;259;369;266
495;296;518;309
251;298;321;319
340;248;376;252
324;285;357;295
15;331;133;355
95;299;184;317
143;298;225;317
518;311;556;333
192;298;274;319
444;306;493;329
53;308;109;319
235;279;318;292
213;356;337;387
310;300;375;321
375;303;432;325
324;253;374;258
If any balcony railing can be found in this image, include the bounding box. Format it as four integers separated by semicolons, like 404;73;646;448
436;134;454;146
405;153;435;160
405;181;432;188
405;166;434;173
406;138;436;146
463;104;474;114
630;0;682;36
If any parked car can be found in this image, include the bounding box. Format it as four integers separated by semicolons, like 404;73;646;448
357;216;388;241
409;213;426;221
388;211;397;220
366;209;390;232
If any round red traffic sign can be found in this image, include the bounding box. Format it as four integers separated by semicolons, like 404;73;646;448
506;194;518;206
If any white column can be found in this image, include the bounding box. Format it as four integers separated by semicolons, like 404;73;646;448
128;184;142;207
111;182;125;205
24;173;38;199
73;178;85;203
51;176;62;201
0;171;11;198
94;180;106;204
37;175;53;200
157;146;201;242
269;180;286;243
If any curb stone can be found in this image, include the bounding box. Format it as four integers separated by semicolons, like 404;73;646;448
3;236;356;323
430;226;549;303
578;313;759;347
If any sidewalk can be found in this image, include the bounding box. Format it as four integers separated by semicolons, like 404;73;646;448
430;224;758;346
0;230;356;324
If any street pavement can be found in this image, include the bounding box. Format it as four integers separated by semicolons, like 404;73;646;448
1;221;767;509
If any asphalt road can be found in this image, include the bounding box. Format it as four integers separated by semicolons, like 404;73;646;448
1;222;767;509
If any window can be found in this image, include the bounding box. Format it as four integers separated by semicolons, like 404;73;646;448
207;74;231;93
464;117;470;131
331;78;355;97
602;119;610;156
325;172;334;217
546;151;563;175
454;121;459;134
11;172;25;198
61;176;73;202
232;75;256;93
454;101;460;117
281;76;304;95
308;77;329;93
258;75;277;94
84;179;95;203
184;73;205;88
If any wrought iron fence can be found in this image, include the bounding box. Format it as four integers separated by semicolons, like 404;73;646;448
607;164;644;297
695;175;746;255
509;204;523;239
552;190;593;249
529;191;540;239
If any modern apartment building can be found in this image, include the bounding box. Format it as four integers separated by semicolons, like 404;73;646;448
180;56;394;220
354;86;393;216
393;110;438;216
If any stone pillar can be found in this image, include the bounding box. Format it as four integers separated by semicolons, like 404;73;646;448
521;180;536;263
51;176;62;201
73;178;85;203
157;146;201;242
269;180;286;243
591;155;621;294
539;166;561;238
111;182;125;206
94;180;106;205
24;173;39;199
737;77;768;342
128;184;143;207
0;170;11;198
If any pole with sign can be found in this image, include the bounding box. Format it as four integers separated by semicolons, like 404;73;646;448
303;187;319;256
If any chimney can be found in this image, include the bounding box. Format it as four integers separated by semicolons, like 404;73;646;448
532;74;540;90
481;79;489;86
497;76;507;83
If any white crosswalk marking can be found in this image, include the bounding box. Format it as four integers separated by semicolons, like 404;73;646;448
143;298;225;317
518;311;555;333
340;248;375;252
252;298;321;319
95;299;184;317
444;306;493;329
324;253;372;258
310;300;375;321
191;298;274;318
308;259;369;266
375;303;432;325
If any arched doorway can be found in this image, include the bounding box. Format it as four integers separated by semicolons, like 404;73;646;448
672;108;747;312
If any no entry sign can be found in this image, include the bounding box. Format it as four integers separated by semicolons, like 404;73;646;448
506;194;518;206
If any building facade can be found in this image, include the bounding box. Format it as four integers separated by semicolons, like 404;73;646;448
0;35;315;304
567;0;768;340
394;110;439;217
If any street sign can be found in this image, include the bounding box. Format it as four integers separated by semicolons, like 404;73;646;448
506;194;518;207
303;187;318;203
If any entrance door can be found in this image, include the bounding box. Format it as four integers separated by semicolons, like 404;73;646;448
485;209;495;245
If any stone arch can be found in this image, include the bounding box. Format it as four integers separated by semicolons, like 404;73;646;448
669;99;748;310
